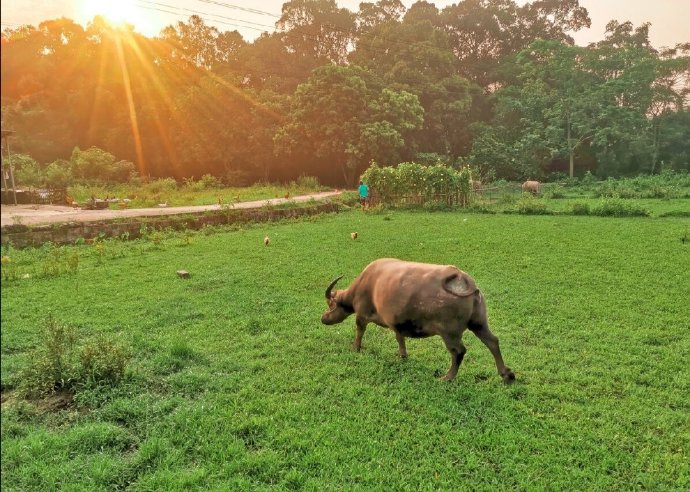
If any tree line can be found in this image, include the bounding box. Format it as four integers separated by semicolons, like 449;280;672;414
1;0;688;187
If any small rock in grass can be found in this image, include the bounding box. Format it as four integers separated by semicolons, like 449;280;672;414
177;270;190;279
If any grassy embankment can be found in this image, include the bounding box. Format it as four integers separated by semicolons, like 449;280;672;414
67;176;330;209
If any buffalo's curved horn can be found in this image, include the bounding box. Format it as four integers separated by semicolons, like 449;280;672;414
325;275;344;299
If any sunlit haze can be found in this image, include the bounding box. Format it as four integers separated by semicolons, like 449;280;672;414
2;0;688;48
78;0;157;32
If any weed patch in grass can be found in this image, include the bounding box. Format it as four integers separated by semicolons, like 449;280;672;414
15;316;130;399
591;197;650;217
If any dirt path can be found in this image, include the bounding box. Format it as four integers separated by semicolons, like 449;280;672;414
1;191;343;227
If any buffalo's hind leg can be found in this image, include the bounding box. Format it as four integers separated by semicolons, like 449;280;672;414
439;330;467;382
468;295;514;383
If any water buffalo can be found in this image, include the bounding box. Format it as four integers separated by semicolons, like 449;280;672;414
321;258;515;383
521;180;541;194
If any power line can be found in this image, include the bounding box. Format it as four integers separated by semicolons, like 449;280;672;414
136;0;274;32
193;0;437;56
136;0;470;95
196;1;280;19
1;1;475;96
145;0;434;65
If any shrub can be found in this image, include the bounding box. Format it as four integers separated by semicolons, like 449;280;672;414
465;203;497;214
546;171;568;183
659;210;690;218
10;154;43;187
295;175;322;190
223;168;249;187
144;178;177;194
18;316;130;398
570;202;591;215
589;171;689;199
361;161;472;207
45;160;73;189
515;194;551;215
581;171;598;186
70;147;134;184
199;174;223;190
1;255;21;282
591;198;650;217
79;337;129;387
544;186;566;199
18;316;77;397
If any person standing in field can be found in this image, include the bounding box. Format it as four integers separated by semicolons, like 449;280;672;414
358;180;369;209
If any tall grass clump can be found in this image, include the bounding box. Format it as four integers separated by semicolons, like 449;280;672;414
592;171;690;199
17;316;129;398
543;185;567;199
515;194;551;215
293;175;322;190
591;197;650;217
570;201;591;215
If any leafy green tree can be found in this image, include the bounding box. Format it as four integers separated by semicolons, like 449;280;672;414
70;147;134;183
657;110;690;171
586;22;689;175
276;65;423;184
277;0;355;65
44;159;73;189
235;33;308;94
356;0;405;34
160;15;231;70
351;6;476;159
472;29;688;179
4;154;42;188
440;0;590;89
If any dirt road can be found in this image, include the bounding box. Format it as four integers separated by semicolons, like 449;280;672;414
1;191;342;227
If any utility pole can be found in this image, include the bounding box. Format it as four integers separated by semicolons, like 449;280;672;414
1;129;17;205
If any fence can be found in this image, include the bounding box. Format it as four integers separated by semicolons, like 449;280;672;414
368;191;472;207
1;188;67;205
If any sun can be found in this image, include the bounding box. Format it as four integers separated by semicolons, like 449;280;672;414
80;0;153;32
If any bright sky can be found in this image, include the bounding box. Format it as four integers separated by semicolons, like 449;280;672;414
1;0;688;49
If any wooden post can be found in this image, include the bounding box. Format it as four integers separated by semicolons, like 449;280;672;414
1;130;17;205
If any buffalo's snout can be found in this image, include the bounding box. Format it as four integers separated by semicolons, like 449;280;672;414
321;309;344;325
321;301;350;325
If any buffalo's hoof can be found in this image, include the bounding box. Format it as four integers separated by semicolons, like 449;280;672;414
502;370;516;384
439;373;456;382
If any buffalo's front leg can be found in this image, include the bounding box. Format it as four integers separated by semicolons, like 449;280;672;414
394;331;408;358
439;331;466;382
353;318;367;352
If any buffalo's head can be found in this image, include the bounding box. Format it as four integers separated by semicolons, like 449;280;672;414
321;275;353;325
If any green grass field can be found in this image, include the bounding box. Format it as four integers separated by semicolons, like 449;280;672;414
2;209;689;490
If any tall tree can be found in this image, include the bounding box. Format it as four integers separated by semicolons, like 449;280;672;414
277;0;356;65
356;0;406;34
275;65;423;184
441;0;590;90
